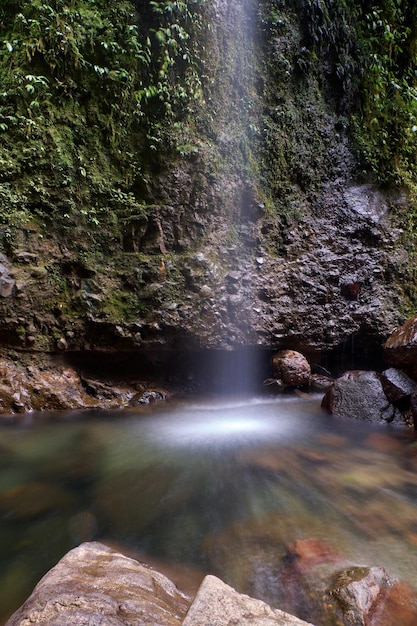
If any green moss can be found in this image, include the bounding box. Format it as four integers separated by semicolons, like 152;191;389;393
102;290;142;322
0;0;206;238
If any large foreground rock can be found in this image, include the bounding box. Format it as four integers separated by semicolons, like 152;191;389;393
6;542;191;626
6;542;314;626
183;575;313;626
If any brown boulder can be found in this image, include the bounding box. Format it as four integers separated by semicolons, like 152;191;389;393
270;350;311;387
380;367;417;405
384;315;417;370
0;356;137;415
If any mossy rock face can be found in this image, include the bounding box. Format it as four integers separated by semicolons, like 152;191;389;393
0;0;414;356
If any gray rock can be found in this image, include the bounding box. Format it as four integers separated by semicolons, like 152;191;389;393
381;367;417;404
322;370;400;423
183;575;314;626
0;277;15;298
6;542;191;626
329;566;394;626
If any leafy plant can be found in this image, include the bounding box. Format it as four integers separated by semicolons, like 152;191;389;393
0;0;206;232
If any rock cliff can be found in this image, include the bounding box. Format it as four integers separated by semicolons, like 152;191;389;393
0;0;414;372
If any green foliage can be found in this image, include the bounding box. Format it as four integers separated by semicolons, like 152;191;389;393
353;1;417;189
0;0;205;232
288;0;417;194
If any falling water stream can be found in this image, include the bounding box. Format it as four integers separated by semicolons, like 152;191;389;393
1;395;417;623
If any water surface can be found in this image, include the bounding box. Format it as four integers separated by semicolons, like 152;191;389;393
1;395;417;623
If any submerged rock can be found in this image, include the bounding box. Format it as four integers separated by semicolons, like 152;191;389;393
321;370;402;423
0;482;74;521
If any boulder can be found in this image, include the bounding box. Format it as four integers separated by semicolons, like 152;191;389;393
322;370;401;423
327;566;417;626
384;315;417;370
380;367;417;406
182;574;313;626
6;542;316;626
328;565;394;625
6;542;191;626
270;350;311;388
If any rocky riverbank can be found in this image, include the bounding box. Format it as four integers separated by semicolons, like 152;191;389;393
1;313;417;425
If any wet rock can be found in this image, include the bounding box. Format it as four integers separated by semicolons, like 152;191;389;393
6;542;191;626
368;580;417;626
56;337;68;351
328;565;395;626
128;389;169;405
278;538;346;625
380;367;417;406
340;278;360;301
384;315;417;370
280;543;417;626
322;370;401;423
183;575;313;626
0;277;15;298
271;350;311;388
263;377;285;392
0;356;138;415
309;373;334;392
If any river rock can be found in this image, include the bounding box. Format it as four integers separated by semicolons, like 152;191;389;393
328;566;417;626
322;370;401;423
6;542;191;626
380;367;417;405
309;373;334;392
280;542;417;626
182;575;313;626
368;580;417;626
270;350;311;388
384;315;417;370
